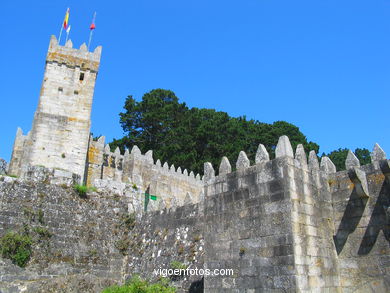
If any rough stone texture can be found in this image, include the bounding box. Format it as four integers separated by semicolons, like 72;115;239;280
308;150;320;171
87;142;203;207
203;152;390;292
275;135;294;158
346;150;360;169
371;143;387;162
204;162;215;183
255;144;269;164
0;158;7;175
331;163;390;292
9;36;102;180
320;156;337;174
4;33;390;293
0;174;203;293
236;151;250;171
1;155;389;292
218;156;231;176
295;144;308;169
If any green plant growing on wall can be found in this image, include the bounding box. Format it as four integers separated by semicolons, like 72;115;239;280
170;260;187;270
73;184;97;198
0;231;33;267
37;210;44;224
33;227;52;239
102;275;176;293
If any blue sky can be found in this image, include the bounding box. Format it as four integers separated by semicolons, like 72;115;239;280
1;0;389;162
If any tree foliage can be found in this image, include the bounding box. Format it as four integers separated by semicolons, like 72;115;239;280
322;148;371;171
111;89;320;174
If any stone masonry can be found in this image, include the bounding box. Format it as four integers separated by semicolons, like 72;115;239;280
8;36;102;181
2;35;389;292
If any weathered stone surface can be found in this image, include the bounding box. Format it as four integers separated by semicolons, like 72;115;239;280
155;159;161;167
219;156;232;175
0;158;7;175
295;144;307;168
348;167;369;198
131;145;141;155
255;144;270;164
320;156;336;174
0;178;203;292
236;151;250;171
346;150;360;169
275;135;294;158
371;143;386;162
204;162;215;182
144;150;153;163
308;150;320;171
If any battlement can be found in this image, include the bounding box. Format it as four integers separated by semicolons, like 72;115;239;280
203;135;388;185
47;35;101;71
86;136;204;208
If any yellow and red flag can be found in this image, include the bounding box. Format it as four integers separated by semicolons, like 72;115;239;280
63;8;70;29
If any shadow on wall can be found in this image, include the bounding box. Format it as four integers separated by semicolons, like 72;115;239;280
333;177;390;255
358;178;390;255
189;277;204;293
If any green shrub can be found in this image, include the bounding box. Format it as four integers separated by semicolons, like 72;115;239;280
74;184;88;197
102;275;176;293
73;184;97;197
170;260;187;270
0;231;33;267
33;227;52;239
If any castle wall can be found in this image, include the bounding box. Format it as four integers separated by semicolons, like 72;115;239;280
203;157;298;292
331;162;390;292
202;137;390;292
0;168;204;292
86;142;204;207
288;155;341;292
8;128;28;176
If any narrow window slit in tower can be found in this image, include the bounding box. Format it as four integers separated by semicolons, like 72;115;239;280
58;87;63;92
79;72;85;81
74;90;79;95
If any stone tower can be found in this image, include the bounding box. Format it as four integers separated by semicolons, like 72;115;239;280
8;36;102;181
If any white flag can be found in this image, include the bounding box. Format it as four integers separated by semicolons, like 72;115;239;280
66;25;71;34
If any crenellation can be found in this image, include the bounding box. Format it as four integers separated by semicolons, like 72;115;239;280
295;144;308;169
4;32;389;292
320;156;336;174
371;143;386;163
345;150;360;169
255;143;270;164
308;150;320;171
275;135;294;158
236;151;250;171
218;156;232;176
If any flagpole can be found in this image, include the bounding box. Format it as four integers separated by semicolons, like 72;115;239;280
58;8;69;45
88;12;96;51
88;30;94;51
58;26;63;44
65;25;71;43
